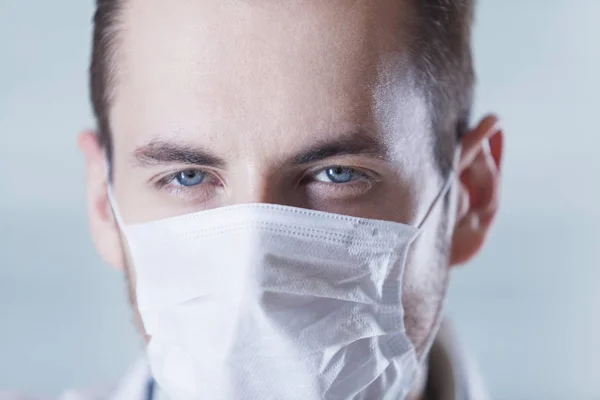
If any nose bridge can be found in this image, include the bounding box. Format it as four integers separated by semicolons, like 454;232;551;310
226;158;291;207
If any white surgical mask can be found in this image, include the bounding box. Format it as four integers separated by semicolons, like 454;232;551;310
108;174;452;400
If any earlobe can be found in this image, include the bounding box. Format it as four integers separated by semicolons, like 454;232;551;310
78;131;126;270
450;115;504;266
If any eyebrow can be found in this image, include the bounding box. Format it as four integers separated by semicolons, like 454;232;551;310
133;139;227;168
292;130;389;165
132;130;388;169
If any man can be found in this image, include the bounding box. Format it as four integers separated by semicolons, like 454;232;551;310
73;0;503;398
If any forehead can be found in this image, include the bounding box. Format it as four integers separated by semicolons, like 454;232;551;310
110;0;432;168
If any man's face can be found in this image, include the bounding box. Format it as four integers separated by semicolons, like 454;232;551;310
82;0;503;358
111;0;441;224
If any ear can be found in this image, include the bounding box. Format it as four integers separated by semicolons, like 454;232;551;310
450;115;504;266
78;131;125;270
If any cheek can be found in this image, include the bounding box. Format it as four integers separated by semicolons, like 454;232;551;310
401;213;452;355
120;236;149;339
121;243;139;306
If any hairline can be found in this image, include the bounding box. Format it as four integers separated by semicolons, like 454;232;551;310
90;0;475;176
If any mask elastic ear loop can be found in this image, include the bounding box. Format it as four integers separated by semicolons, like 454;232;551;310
106;161;126;229
415;144;462;230
412;145;463;371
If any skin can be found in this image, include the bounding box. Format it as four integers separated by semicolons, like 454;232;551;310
79;0;504;398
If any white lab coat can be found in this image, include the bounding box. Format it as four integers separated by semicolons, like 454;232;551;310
57;359;151;400
0;359;149;400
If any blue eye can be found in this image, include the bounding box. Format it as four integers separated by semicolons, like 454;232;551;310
315;167;357;184
175;170;206;186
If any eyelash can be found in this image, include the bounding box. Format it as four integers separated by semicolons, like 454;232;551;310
307;168;372;185
154;170;218;191
153;166;377;195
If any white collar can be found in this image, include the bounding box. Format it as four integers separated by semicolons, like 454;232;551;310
427;321;490;400
108;357;152;400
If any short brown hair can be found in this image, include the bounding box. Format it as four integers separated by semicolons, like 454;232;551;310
412;0;475;173
90;0;475;173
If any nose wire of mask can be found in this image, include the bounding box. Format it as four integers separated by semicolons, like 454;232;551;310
105;164;455;400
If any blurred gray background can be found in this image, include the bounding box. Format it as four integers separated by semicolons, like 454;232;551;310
1;1;599;399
